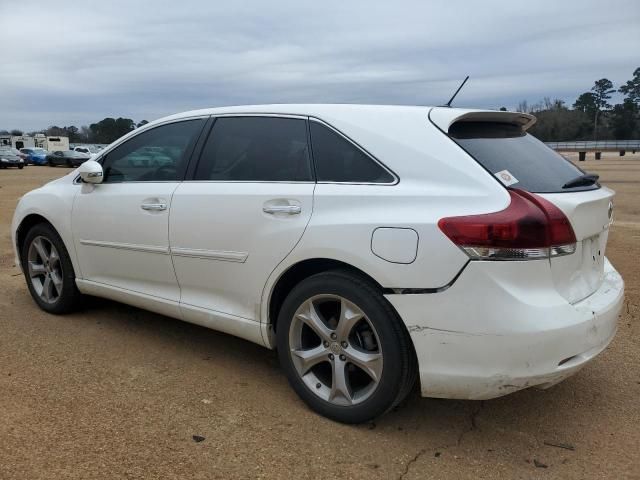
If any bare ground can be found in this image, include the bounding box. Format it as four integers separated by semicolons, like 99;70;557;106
0;154;639;479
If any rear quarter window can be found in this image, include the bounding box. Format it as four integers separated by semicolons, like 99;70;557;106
449;122;599;193
309;121;395;184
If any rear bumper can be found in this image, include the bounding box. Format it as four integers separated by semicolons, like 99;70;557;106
386;258;624;400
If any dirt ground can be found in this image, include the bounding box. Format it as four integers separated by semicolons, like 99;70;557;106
0;153;638;480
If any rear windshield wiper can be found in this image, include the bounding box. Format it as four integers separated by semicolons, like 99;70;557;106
562;173;599;189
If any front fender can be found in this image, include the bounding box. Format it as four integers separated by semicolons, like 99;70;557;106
11;177;81;278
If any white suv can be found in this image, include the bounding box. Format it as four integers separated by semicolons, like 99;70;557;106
11;105;624;423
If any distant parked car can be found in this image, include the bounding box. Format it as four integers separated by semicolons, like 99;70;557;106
9;148;29;161
46;150;91;167
73;146;98;157
0;147;26;168
20;147;48;165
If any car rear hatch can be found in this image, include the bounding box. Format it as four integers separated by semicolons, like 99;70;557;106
430;108;613;304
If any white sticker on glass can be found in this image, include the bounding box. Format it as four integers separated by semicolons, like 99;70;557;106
495;169;519;186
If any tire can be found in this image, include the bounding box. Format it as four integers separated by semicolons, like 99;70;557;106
277;270;416;424
18;165;24;169
21;223;83;314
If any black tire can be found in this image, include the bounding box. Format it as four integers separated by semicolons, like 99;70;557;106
277;270;416;424
18;165;24;169
21;223;83;314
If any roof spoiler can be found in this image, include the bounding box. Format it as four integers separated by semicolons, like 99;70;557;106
429;108;537;133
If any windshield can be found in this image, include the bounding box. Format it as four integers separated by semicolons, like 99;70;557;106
449;122;599;193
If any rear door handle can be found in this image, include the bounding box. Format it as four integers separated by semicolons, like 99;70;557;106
263;205;301;215
141;202;167;211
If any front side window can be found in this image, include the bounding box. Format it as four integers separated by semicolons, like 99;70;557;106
194;117;313;182
309;121;395;183
102;119;204;182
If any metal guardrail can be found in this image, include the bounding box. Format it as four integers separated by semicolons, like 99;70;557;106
545;140;640;152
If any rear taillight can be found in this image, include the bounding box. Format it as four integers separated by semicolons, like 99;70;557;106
438;189;576;260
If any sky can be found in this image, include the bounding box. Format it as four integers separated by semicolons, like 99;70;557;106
1;0;639;131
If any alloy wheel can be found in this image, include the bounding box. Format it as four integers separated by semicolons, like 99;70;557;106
288;294;383;406
27;236;63;304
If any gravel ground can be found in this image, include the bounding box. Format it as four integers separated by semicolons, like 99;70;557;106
1;155;639;479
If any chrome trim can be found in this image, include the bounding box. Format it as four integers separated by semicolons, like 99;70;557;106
79;239;169;255
209;113;309;120
141;202;167;211
170;247;248;263
263;205;301;215
179;180;315;184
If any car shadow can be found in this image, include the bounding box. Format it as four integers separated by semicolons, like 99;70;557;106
77;295;618;443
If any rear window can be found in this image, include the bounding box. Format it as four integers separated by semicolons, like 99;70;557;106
449;122;599;193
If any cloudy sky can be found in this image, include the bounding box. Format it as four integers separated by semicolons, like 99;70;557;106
2;0;638;131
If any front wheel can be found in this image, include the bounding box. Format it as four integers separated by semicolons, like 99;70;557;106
277;270;416;423
21;223;83;314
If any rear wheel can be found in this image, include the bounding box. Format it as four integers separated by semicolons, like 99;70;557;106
18;165;24;169
21;223;83;314
277;270;416;423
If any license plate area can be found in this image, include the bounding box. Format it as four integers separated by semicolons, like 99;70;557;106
580;231;607;284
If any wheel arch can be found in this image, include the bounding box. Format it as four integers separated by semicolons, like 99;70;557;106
16;213;57;264
266;258;388;336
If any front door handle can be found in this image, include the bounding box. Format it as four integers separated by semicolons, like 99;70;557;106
263;205;301;215
141;202;167;211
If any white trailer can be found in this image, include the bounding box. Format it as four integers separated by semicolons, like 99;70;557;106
45;136;69;151
10;136;35;150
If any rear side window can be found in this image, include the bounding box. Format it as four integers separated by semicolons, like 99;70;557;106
450;122;598;193
309;122;394;183
194;117;312;182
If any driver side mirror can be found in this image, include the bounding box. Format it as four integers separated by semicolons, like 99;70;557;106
78;160;104;184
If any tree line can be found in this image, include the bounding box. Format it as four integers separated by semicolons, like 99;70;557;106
1;118;149;144
513;67;639;141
